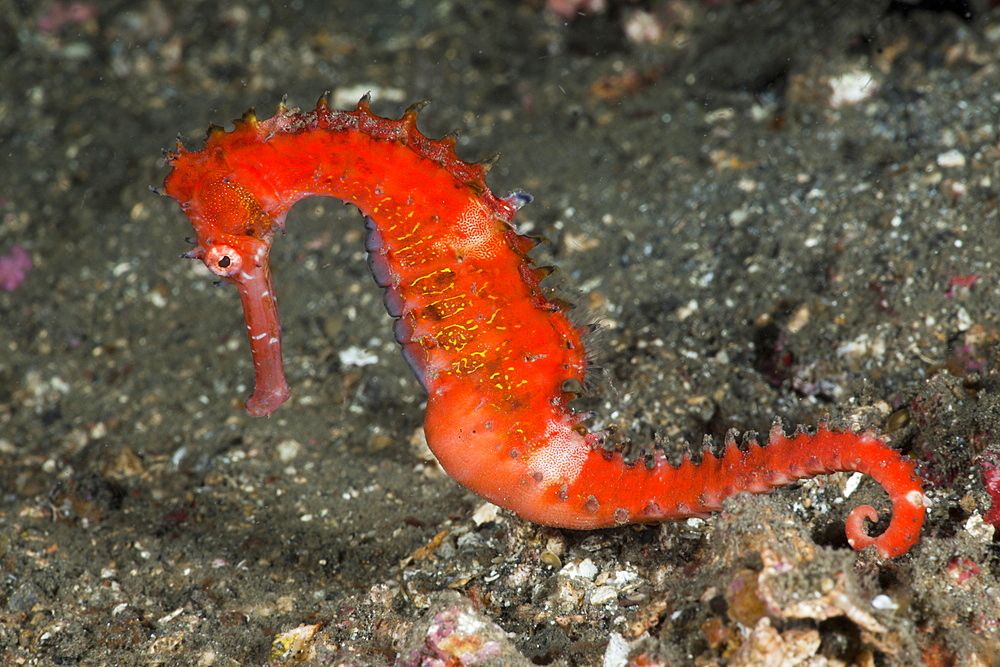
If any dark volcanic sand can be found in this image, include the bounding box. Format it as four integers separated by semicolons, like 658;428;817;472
1;1;999;665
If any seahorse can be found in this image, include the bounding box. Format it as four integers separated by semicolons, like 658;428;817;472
160;96;927;558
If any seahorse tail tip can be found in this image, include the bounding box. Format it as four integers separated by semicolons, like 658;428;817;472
845;487;929;558
845;504;880;549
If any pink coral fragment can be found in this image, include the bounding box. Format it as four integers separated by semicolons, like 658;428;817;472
0;246;32;292
978;453;1000;529
37;1;98;33
545;0;607;20
945;273;980;298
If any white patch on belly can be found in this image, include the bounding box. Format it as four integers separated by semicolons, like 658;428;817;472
524;419;588;486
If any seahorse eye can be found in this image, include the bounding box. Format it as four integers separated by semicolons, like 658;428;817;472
204;244;242;277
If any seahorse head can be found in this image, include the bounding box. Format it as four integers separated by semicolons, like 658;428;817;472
165;174;290;416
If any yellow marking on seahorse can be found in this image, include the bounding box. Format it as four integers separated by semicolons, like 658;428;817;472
427;295;467;320
370;196;394;215
397;234;434;254
387;209;416;233
407;268;457;296
490;364;526;392
396;217;423;242
386;212;407;233
435;322;477;352
450;351;486;375
500;362;529;391
394;240;439;268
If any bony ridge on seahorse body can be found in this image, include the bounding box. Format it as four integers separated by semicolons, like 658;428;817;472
159;95;929;558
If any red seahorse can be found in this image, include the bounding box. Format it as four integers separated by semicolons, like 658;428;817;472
160;96;928;558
